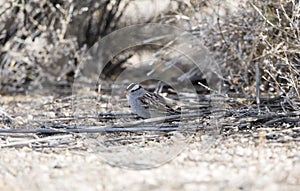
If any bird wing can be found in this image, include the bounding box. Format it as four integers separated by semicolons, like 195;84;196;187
138;92;180;115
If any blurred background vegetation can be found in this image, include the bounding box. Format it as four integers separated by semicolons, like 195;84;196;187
0;0;299;101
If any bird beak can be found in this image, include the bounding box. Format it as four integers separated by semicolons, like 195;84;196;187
125;90;129;99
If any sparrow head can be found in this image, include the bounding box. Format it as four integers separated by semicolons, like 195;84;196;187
126;83;145;97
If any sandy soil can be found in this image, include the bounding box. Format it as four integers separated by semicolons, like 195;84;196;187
0;121;299;190
0;84;300;191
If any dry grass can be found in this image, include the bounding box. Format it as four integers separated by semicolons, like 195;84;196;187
0;0;127;92
161;0;299;99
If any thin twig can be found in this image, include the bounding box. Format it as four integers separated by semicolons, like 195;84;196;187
255;62;260;112
0;126;198;134
0;134;73;148
249;2;275;27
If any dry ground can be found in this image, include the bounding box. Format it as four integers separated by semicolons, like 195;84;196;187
0;93;300;191
0;133;300;191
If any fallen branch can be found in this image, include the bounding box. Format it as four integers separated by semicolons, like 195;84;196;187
0;134;73;148
0;125;200;134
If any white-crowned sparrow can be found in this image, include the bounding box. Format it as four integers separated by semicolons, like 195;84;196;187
126;83;180;119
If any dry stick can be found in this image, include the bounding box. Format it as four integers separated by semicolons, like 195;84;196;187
249;2;275;27
241;112;300;125
142;35;173;44
0;134;73;148
216;0;229;47
250;2;294;39
0;109;13;122
34;112;138;123
0;126;191;134
255;62;261;113
111;113;194;127
264;117;300;126
0;113;211;134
